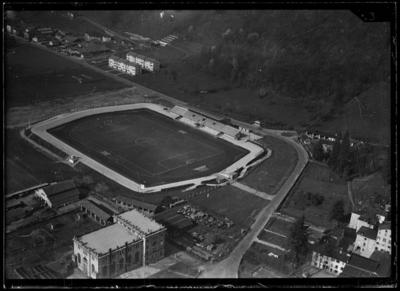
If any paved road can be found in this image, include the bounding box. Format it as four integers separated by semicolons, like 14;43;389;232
198;130;309;278
232;182;275;201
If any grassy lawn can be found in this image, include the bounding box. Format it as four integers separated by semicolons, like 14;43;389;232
5;43;127;108
187;185;270;228
5;210;102;278
279;161;350;228
241;135;298;195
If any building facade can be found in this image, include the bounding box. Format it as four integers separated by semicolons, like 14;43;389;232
353;226;378;258
311;250;349;276
376;222;391;254
126;51;160;72
73;209;166;278
108;56;141;76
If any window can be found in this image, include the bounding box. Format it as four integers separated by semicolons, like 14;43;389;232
77;253;81;264
92;264;95;273
127;254;131;264
383;239;386;242
102;266;107;276
119;258;124;270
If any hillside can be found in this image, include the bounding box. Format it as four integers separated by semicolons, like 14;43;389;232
79;10;390;140
11;10;391;143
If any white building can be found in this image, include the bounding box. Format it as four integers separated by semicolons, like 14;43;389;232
376;221;391;254
353;226;378;258
108;56;141;76
348;212;376;232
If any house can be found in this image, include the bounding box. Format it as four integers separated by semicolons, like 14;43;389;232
353;226;378;258
73;209;166;278
108;55;141;76
310;236;351;276
376;221;391;254
348;211;377;232
339;254;380;277
34;180;80;208
80;199;114;226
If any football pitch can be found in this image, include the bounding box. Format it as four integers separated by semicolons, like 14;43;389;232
48;109;248;187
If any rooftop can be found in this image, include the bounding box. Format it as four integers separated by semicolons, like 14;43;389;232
348;254;380;273
79;223;140;255
43;180;76;196
378;221;391;231
357;226;378;240
117;209;164;234
80;199;113;221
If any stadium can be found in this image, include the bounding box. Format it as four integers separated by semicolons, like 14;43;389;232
29;103;269;193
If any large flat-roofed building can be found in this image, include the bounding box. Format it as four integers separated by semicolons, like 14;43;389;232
73;209;166;278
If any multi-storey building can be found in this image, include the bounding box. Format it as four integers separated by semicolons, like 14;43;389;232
108;55;142;76
353;226;378;258
73;209;166;278
376;221;391;254
126;51;160;72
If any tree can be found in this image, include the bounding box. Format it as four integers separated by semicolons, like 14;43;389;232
330;199;347;223
312;140;325;161
329;132;342;170
287;216;309;268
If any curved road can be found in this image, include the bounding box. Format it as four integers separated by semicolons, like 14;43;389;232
198;129;309;278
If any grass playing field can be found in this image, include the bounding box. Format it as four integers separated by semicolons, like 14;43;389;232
48;109;248;187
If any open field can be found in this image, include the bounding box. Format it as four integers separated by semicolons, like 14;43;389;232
5;129;77;194
48;108;247;187
240;135;298;195
5;210;102;279
5;43;128;108
187;185;270;228
264;217;294;238
279;161;350;228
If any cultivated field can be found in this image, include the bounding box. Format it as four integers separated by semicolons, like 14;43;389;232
241;135;298;195
49;109;248;187
5;43;128;108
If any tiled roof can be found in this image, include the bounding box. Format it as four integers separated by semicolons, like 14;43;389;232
357;226;377;240
378;221;391;231
43;180;76;196
42;180;80;207
348;254;380;273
